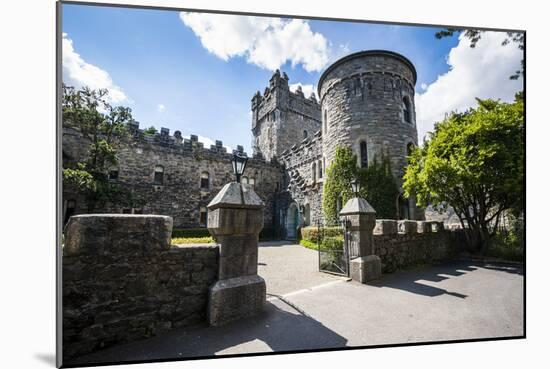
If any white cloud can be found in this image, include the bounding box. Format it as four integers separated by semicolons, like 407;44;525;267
420;83;428;91
415;31;523;144
289;83;317;100
194;134;233;152
157;104;166;112
179;13;329;72
62;33;128;104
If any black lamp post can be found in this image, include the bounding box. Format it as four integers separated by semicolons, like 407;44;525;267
232;152;249;183
350;178;360;197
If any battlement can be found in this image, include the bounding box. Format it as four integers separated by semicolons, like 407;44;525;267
124;122;234;154
63;122;261;164
251;69;320;126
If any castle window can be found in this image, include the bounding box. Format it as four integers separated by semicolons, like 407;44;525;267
241;176;249;184
249;177;256;189
199;206;207;226
154;165;164;185
200;171;210;190
108;167;119;180
403;96;412;124
360;141;368;168
311;162;317;182
303;130;308;139
323;110;328;133
318;160;323;179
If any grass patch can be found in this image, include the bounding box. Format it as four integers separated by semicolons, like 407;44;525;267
300;239;318;250
171;236;215;245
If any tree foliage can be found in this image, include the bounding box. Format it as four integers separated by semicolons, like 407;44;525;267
322;146;399;222
403;94;524;253
435;29;524;80
62;84;138;212
143;126;158;135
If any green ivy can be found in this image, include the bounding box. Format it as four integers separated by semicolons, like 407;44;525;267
322;146;399;221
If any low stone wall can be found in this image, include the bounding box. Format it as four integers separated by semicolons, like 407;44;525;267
372;219;466;273
62;215;219;360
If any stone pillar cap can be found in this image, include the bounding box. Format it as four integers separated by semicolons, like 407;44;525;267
207;182;264;210
339;197;376;216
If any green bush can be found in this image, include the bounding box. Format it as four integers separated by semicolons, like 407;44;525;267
321;236;344;251
487;227;524;262
171;236;215;245
301;226;343;242
172;228;211;238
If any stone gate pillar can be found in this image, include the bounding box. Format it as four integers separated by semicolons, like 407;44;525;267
206;182;266;326
339;197;381;283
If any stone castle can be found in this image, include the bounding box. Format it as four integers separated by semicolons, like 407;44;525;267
63;50;423;238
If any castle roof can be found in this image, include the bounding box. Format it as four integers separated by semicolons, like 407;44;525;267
317;50;417;96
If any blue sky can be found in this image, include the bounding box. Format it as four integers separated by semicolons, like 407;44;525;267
62;3;522;152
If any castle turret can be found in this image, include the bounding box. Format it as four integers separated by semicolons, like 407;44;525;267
251;70;321;161
318;50;422;219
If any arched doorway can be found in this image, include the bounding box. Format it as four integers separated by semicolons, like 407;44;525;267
285;203;300;239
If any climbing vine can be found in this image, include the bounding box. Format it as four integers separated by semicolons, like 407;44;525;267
322;146;399;222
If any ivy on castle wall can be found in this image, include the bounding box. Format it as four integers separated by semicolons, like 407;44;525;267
322;146;399;222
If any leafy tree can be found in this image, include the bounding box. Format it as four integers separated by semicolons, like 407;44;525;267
322;146;399;222
62;84;138;212
143;126;158;135
403;94;524;253
435;29;524;80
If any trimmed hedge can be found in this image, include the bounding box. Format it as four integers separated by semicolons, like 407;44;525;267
172;228;211;238
321;236;344;250
300;237;344;251
301;226;343;242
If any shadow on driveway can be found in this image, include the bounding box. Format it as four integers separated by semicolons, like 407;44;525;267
370;260;523;299
68;298;348;366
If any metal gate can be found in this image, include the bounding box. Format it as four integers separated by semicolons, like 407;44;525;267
317;217;350;276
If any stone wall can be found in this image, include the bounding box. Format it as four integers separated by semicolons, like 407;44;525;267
62;215;219;360
372;220;466;273
279;130;324;226
62;126;285;234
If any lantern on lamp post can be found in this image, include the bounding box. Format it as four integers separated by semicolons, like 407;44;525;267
350;178;360;197
232;152;249;183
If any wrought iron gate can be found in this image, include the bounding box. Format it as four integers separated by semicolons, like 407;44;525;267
317;217;350;276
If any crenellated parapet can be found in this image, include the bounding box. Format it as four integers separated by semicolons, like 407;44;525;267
251;69;322;162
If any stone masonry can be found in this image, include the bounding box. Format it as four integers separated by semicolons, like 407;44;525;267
63;49;425;239
206;182;266;326
62;215;219;359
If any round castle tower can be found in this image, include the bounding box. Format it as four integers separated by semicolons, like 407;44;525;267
318;50;421;219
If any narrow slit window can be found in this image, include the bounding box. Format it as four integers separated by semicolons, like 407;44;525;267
200;172;210;189
154;165;164;185
360;141;368;168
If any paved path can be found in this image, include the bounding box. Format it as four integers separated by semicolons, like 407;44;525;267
69;246;524;366
257;241;347;296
